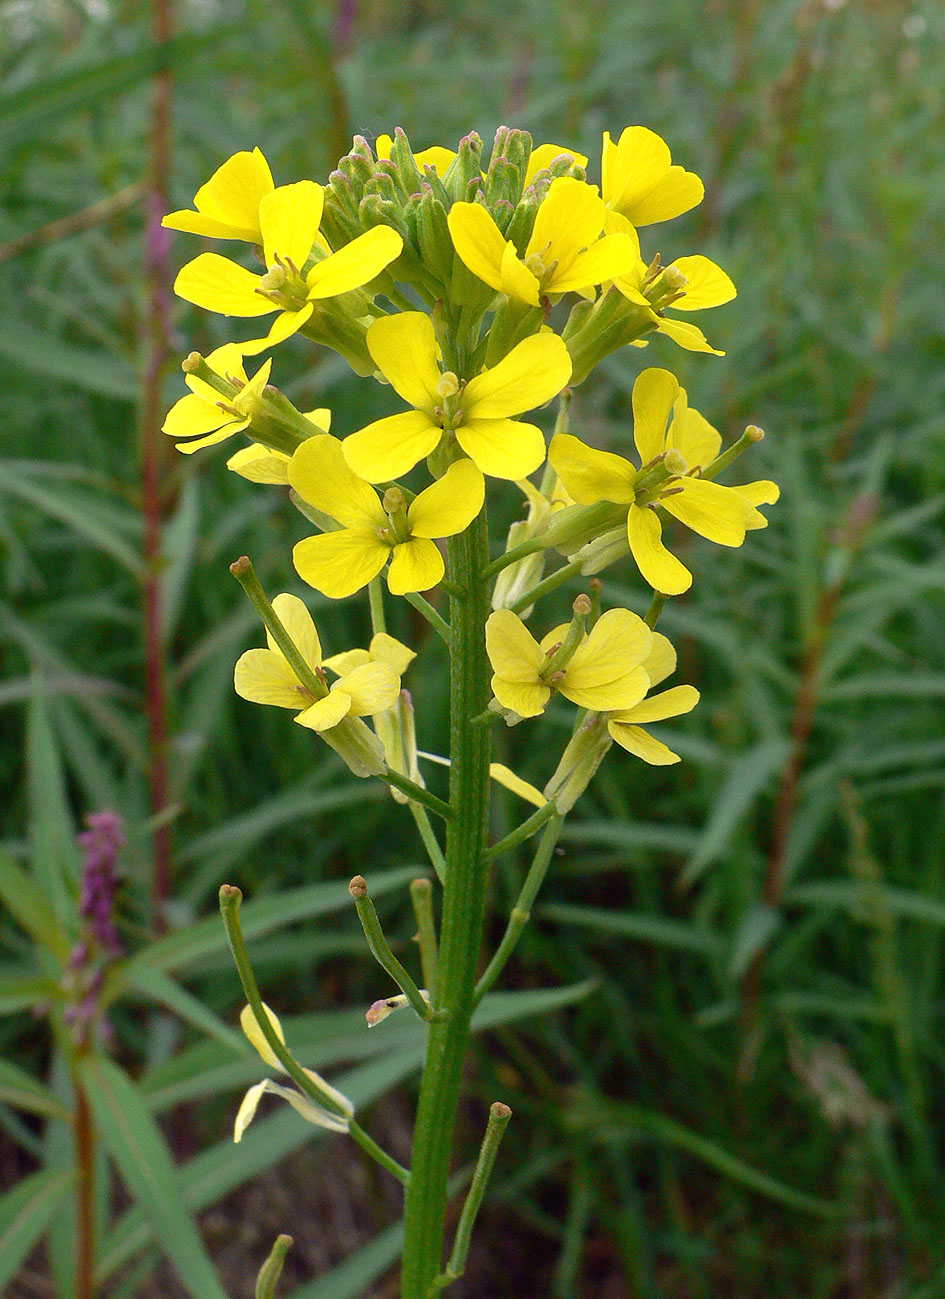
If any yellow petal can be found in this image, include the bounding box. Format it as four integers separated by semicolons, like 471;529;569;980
735;479;780;508
408;459;484;538
162;392;225;439
499;240;541;305
523;143;588;186
669;255;736;310
288;435;383;529
164;209;260;242
293;529;388;599
240;1002;285;1069
226;444;291;483
655;317;724;356
234;648;309;708
322;648;371;674
527;178;606;274
627;504;691;594
300;1067;354;1117
602;127;671;217
270;1080;351;1132
661;477;753;546
414;145;455;173
367;634;416;675
669;400;721;468
295;691;352;731
463;333;572;420
334;662;400;715
305;225;402;298
233;1080;268;1142
456;418;546;480
175;424;249;454
259;181;324;270
190;148;273;235
366;312;442;411
489;762;546;807
239;304;315;356
632;367;678;463
562;663;649;712
268;593;321;668
492;677;551;718
447;202;510;295
607;721;681;765
304;407;332;432
550;233;639;293
173;253;272;316
641;631;676;689
387;538;443;594
612;684;700;725
343;410;441;482
485;609;546;681
627;166;704;226
548;432;636;505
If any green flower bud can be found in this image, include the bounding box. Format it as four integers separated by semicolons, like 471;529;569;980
416;185;454;285
441;131;483;201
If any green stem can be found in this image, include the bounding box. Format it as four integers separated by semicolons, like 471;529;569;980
229;558;326;699
644;592;666;628
368;576;387;635
430;1102;512;1294
484;800;558;862
410;803;447;883
410;877;440;997
384;770;453;820
404;591;451;644
509;554;585;615
400;509;492;1297
349;876;433;1021
474;814;564;1006
219;885;409;1185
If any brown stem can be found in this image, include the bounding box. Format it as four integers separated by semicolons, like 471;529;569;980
141;0;174;927
74;1078;95;1299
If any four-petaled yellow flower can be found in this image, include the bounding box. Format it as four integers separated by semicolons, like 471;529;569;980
290;436;484;597
163;147;274;244
550;368;779;595
601;126;704;226
486;607;653;718
234;593;400;731
605;631;700;764
162;343;271;454
234;1002;353;1143
174;181;402;355
606;212;736;355
342;312;572;482
447;177;637;307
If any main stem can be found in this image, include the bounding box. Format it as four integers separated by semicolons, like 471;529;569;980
400;509;492;1297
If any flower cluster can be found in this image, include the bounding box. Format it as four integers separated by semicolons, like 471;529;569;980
164;124;777;1141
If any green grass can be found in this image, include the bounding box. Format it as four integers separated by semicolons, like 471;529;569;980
2;0;945;1294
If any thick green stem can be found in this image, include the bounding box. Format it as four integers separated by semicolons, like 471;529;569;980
400;510;492;1297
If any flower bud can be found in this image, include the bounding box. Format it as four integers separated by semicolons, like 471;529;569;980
572;525;630;575
416;185;454;286
441;131;483;201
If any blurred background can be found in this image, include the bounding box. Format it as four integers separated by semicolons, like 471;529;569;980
2;0;945;1295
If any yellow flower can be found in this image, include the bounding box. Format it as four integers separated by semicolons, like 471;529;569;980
226;409;332;482
549;368;779;595
234;1003;353;1142
290;436;484;597
233;593;400;731
342;312;572;481
606;631;700;764
601;126;704;226
486;606;653;718
447;177;637;307
173;181;402;355
162;343;271;454
374;132;455;175
606;212;735;355
163;147;274;243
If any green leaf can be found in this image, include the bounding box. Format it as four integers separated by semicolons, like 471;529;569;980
121;964;246;1053
725;904;781;981
787;880;945;928
570;1097;840;1218
0;462;143;574
27;679;83;928
680;738;791;888
284;1221;405;1299
0;850;71;961
79;1054;230;1299
541;903;724;958
135;866;417;974
160;476;200;643
0;1167;74;1293
0;972;62;1015
0;1058;70;1120
0;324;137;398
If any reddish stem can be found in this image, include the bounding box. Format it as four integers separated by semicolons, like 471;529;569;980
74;1079;95;1299
141;0;174;926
